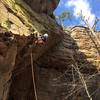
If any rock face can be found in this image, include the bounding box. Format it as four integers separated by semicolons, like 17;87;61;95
70;26;100;69
36;27;100;100
23;0;60;15
0;0;60;36
7;26;100;100
0;0;100;100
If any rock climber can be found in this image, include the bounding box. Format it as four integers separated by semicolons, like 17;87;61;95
34;31;49;44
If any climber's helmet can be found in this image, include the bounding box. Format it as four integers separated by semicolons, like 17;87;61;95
43;33;48;38
42;33;48;42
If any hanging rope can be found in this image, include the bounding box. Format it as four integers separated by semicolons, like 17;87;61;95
30;47;38;100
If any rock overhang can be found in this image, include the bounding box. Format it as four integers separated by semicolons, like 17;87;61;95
23;0;60;15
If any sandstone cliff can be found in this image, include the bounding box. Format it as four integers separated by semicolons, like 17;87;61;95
70;26;100;69
0;0;100;100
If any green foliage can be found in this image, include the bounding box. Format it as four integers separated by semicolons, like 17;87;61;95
59;11;72;21
56;11;73;29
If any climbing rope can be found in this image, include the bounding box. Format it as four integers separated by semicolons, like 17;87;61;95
29;32;48;99
30;47;38;100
